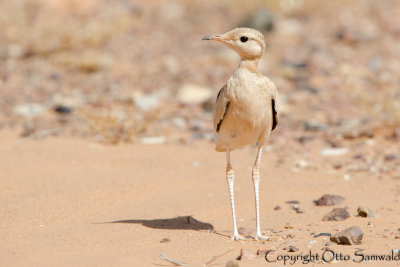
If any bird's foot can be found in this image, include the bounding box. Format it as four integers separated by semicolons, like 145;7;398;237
231;233;247;241
255;233;270;241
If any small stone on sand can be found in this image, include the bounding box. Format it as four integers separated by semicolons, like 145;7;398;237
330;226;364;245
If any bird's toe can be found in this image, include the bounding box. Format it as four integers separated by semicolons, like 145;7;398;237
255;234;270;241
231;234;247;241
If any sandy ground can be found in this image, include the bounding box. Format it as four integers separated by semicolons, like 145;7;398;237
0;130;399;267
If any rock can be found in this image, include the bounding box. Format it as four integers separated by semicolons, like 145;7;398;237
384;154;398;161
274;205;281;210
177;84;212;105
54;105;73;114
133;93;160;111
237;248;258;261
13;103;46;118
238;227;253;235
335;118;373;139
286;200;299;204
294;159;309;168
284;246;299;252
314;233;332;238
330;226;364;245
304;121;327;132
226;259;240;267
322;208;350;221
170;117;187;129
139;136;166;144
357;206;376;218
160;238;171;243
291;204;304;213
320;148;349;156
284;223;294;229
240;9;275;32
314;194;345;206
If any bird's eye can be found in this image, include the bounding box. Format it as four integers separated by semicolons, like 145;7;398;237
240;36;248;42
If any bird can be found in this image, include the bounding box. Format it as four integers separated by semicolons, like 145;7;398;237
202;28;279;241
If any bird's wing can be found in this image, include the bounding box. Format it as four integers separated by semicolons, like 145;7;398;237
268;80;279;131
213;84;230;132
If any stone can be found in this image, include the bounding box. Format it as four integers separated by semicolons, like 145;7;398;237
170;117;187;129
226;259;240;267
322;208;350;221
330;226;364;245
314;233;332;238
320;148;349;156
384;154;398;161
335;118;373;139
284;246;299;252
133;93;160;111
314;194;345;206
240;9;275;32
160;238;171;243
13;103;46;118
357;206;376;218
177;84;212;105
304;121;327;132
54;105;73;114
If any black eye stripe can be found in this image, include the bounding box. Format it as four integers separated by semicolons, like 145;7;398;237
240;36;248;42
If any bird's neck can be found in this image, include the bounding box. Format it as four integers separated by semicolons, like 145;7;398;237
239;59;260;74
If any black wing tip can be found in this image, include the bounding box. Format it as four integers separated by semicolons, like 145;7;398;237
271;99;278;131
216;101;230;132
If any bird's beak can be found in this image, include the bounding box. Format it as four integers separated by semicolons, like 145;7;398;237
202;35;223;41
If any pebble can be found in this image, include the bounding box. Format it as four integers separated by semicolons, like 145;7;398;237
170;117;187;129
314;233;332;238
133;93;160;111
330;226;364;245
284;246;299;252
274;205;281;210
357;206;376;218
295;159;309;168
54;105;73;114
320;148;349;156
384;154;398;161
314;194;345;206
322;208;350;221
139;136;166;144
177;84;212;105
160;238;171;243
304;121;327;131
284;223;294;229
13;103;46;118
226;259;240;267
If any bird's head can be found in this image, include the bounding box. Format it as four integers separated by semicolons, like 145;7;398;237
202;28;266;61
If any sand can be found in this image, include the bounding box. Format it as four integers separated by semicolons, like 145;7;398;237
0;130;399;266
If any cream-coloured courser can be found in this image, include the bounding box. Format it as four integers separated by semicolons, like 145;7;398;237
203;28;279;241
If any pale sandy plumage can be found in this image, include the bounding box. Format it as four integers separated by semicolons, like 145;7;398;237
203;28;280;241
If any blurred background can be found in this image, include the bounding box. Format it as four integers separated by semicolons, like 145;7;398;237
0;0;399;147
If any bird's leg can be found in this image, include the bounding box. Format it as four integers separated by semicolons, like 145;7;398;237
226;146;245;241
252;146;269;240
